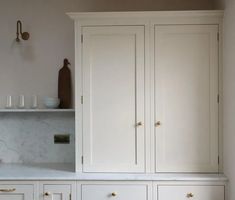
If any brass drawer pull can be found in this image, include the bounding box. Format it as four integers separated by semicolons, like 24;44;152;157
111;192;117;197
44;192;51;196
0;188;16;192
186;193;194;198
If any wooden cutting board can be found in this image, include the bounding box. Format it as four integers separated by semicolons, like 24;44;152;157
58;58;72;108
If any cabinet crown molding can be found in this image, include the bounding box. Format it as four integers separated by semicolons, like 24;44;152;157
67;10;224;20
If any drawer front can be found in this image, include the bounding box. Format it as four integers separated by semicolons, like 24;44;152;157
0;184;34;200
82;184;148;200
158;185;224;200
41;184;72;200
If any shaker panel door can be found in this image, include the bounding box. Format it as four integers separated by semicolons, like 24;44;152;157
42;184;72;200
154;25;219;172
82;26;145;172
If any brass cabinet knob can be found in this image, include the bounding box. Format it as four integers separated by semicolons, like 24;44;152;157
136;121;144;127
186;193;194;198
155;121;161;127
111;192;117;197
44;192;51;196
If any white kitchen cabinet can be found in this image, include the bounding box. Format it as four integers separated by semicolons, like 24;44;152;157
40;182;75;200
81;26;145;173
78;182;151;200
0;184;34;200
69;11;223;174
157;185;224;200
154;25;219;172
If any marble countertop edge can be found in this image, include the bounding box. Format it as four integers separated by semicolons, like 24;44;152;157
0;164;228;181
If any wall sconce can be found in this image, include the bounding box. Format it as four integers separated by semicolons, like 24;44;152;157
16;20;30;42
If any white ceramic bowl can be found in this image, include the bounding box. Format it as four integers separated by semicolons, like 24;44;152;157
43;97;60;109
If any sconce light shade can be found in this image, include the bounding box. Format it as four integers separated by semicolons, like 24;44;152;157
16;20;30;42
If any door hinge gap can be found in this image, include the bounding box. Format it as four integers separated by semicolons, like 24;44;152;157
81;96;83;104
217;32;219;41
81;156;84;164
217;94;220;103
70;193;72;200
81;34;83;43
218;156;220;164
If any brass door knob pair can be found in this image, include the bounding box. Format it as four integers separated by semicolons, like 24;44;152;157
137;121;161;127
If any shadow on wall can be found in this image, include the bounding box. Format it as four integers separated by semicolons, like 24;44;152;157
10;40;35;62
213;0;225;9
75;0;215;11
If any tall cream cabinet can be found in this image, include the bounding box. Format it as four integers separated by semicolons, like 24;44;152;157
68;11;223;173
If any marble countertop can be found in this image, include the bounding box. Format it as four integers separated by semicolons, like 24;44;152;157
0;164;228;181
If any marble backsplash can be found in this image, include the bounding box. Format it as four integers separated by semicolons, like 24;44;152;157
0;112;75;164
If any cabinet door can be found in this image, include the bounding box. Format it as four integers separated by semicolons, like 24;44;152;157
0;184;34;200
81;184;148;200
41;184;72;200
154;25;219;172
82;26;145;172
158;185;224;200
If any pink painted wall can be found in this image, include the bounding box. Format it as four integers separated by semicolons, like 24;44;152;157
0;0;215;109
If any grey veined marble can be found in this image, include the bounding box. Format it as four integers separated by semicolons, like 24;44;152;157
0;113;75;164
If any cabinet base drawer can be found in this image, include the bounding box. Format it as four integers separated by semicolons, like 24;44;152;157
82;184;148;200
0;184;34;200
158;185;224;200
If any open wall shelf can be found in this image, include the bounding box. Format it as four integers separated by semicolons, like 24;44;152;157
0;109;75;113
